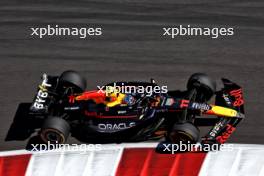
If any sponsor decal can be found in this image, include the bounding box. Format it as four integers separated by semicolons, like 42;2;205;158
165;98;174;106
84;111;98;116
216;124;236;144
180;99;190;108
230;89;244;107
32;74;51;109
223;93;232;105
68;95;75;103
209;121;225;137
191;102;210;111
98;122;136;131
117;110;127;114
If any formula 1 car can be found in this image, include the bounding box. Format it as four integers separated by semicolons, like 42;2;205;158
6;71;245;147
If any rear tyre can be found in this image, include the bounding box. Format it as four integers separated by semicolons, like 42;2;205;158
168;123;200;144
187;73;216;102
59;70;86;93
40;117;70;144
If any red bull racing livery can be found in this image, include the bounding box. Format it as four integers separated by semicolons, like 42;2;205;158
6;71;245;149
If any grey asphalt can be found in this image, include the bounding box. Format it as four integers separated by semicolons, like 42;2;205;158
0;0;264;151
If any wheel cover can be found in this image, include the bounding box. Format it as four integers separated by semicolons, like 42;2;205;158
40;128;65;144
169;131;195;143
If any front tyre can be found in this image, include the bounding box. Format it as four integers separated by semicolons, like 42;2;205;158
187;73;216;102
40;117;70;144
168;122;200;144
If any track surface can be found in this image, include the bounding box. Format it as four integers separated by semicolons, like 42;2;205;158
0;0;264;150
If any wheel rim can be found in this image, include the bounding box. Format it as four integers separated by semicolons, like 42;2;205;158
40;129;65;144
169;131;195;144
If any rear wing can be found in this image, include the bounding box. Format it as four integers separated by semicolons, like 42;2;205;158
29;74;58;114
